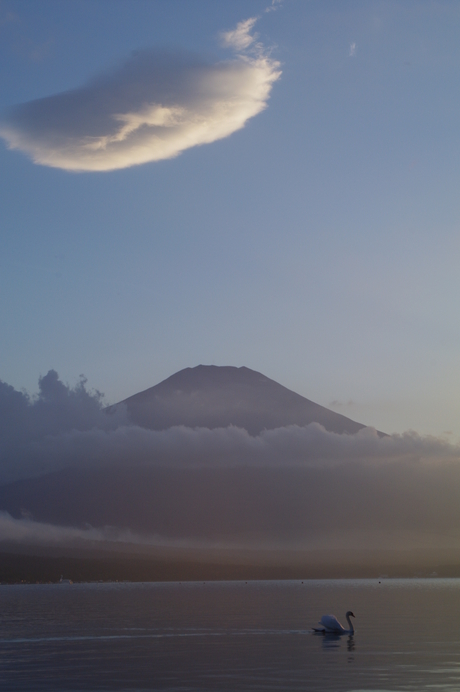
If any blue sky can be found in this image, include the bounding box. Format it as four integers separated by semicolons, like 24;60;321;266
1;0;460;438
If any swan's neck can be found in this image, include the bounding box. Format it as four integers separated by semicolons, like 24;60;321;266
346;614;354;633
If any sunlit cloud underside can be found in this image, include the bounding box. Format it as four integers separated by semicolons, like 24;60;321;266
0;20;280;172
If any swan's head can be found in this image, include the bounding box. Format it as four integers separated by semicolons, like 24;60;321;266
346;611;355;618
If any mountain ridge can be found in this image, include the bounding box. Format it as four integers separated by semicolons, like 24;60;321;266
113;364;370;436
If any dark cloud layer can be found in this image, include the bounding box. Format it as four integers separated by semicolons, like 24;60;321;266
0;370;127;482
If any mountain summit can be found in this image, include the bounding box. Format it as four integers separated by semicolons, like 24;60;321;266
114;365;367;435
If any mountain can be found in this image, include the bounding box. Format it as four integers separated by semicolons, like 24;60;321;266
0;368;453;580
112;365;367;435
0;365;386;564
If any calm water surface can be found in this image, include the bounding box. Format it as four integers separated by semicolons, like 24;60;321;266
1;578;460;691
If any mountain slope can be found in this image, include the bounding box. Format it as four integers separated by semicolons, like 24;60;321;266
114;365;367;435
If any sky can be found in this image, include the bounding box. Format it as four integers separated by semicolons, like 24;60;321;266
1;0;460;439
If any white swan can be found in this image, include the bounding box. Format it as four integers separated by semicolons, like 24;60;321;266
313;611;355;634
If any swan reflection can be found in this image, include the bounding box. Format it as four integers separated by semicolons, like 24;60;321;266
313;631;355;652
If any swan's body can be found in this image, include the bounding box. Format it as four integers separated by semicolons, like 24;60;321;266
313;611;355;634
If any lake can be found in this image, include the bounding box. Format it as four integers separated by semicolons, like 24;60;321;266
1;578;460;691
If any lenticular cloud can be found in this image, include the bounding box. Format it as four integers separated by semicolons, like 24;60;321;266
0;20;281;172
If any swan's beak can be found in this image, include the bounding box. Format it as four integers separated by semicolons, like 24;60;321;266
350;612;355;618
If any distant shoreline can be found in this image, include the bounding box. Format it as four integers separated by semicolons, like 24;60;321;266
1;551;460;584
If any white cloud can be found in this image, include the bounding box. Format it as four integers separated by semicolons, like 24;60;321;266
0;19;281;172
265;0;283;13
4;412;460;483
349;42;357;57
220;17;258;51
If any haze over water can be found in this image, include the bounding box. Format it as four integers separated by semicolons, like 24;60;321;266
2;579;460;691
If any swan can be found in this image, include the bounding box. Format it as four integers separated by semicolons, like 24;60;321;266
313;611;355;634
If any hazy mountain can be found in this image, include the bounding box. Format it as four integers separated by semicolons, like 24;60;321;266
0;367;457;579
3;365;426;571
112;365;367;435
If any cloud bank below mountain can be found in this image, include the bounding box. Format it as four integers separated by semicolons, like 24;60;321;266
0;18;281;171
